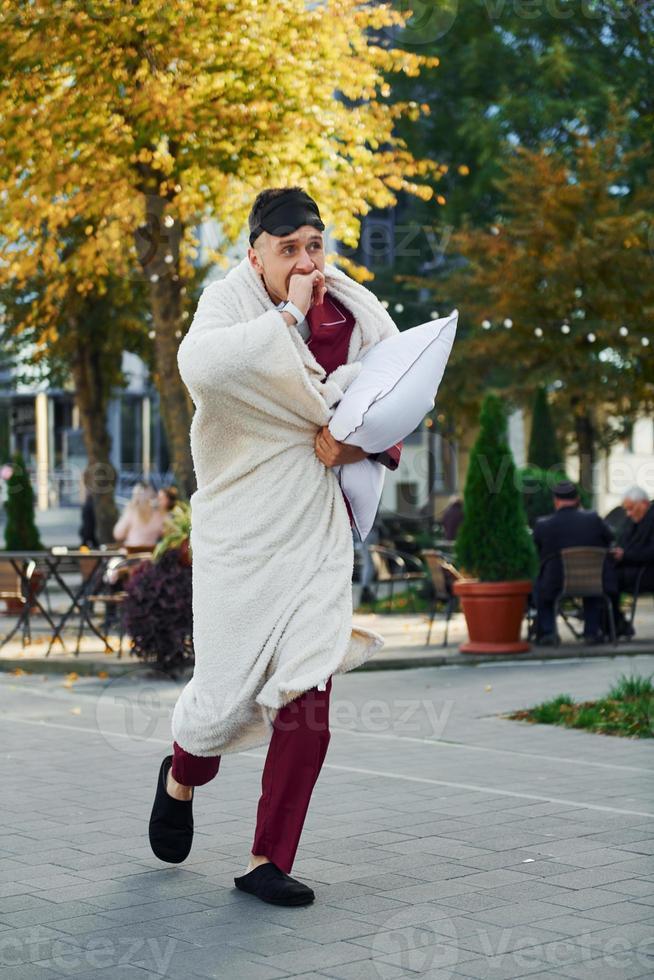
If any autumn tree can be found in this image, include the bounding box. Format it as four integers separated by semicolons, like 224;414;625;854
441;113;654;495
0;0;440;496
0;212;163;541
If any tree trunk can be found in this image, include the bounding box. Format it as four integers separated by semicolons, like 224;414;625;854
149;274;195;499
70;342;119;545
574;409;595;501
134;192;195;499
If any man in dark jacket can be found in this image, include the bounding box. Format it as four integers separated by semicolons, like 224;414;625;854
610;486;654;638
533;480;615;645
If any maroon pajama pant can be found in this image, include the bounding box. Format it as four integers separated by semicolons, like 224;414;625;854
171;677;332;874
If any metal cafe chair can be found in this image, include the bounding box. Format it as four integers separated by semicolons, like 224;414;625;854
554;546;617;646
0;556;50;648
367;544;428;612
624;564;653;633
420;549;461;647
76;552;152;656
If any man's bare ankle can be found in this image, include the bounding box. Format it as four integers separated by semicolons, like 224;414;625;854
246;853;270;874
166;768;193;801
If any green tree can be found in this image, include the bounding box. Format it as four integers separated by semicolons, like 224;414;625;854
364;0;653;326
528;388;563;472
3;453;44;551
456;394;537;582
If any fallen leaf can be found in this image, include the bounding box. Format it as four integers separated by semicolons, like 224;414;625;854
97;670;109;679
65;672;79;682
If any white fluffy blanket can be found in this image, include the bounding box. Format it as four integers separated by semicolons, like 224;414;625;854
171;256;400;756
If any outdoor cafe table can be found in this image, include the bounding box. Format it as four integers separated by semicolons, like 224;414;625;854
1;548;128;656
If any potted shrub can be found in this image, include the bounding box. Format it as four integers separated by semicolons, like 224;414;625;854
453;394;537;653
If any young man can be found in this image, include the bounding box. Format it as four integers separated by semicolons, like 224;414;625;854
149;187;402;907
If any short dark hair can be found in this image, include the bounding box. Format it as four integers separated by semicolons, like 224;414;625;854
248;186;306;240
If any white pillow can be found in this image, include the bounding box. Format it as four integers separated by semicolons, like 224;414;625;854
330;310;458;540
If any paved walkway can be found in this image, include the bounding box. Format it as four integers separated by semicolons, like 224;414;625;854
1;656;653;979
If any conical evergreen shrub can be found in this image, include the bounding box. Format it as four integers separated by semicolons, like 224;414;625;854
3;452;44;550
456;394;537;582
528;387;562;472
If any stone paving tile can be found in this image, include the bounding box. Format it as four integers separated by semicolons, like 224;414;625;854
450;951;560;979
555;952;654;979
606;877;654;898
575;901;654;924
317;962;409;979
452;921;573;957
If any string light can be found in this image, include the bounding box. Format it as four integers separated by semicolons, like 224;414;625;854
619;326;629;336
503;318;513;329
587;332;596;343
642;337;650;347
534;327;543;338
394;303;404;313
481;319;491;329
430;310;439;319
561;324;570;334
381;300;389;309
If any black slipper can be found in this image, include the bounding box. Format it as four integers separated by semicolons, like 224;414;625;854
234;862;315;906
148;755;194;863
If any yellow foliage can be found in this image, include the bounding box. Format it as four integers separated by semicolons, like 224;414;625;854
0;0;442;318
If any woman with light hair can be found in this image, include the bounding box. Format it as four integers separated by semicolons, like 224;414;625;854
112;482;165;550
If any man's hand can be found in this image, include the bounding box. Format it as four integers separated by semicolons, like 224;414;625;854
288;269;326;316
315;425;367;467
611;546;624;562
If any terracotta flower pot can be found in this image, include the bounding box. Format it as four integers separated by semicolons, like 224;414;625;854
453;579;532;654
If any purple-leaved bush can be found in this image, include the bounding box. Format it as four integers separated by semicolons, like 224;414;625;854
123;547;194;671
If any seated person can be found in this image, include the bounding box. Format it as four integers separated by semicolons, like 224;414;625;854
610;486;654;638
532;480;615;645
113;482;165;550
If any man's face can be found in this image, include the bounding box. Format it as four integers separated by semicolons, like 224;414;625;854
248;225;325;305
623;498;650;523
